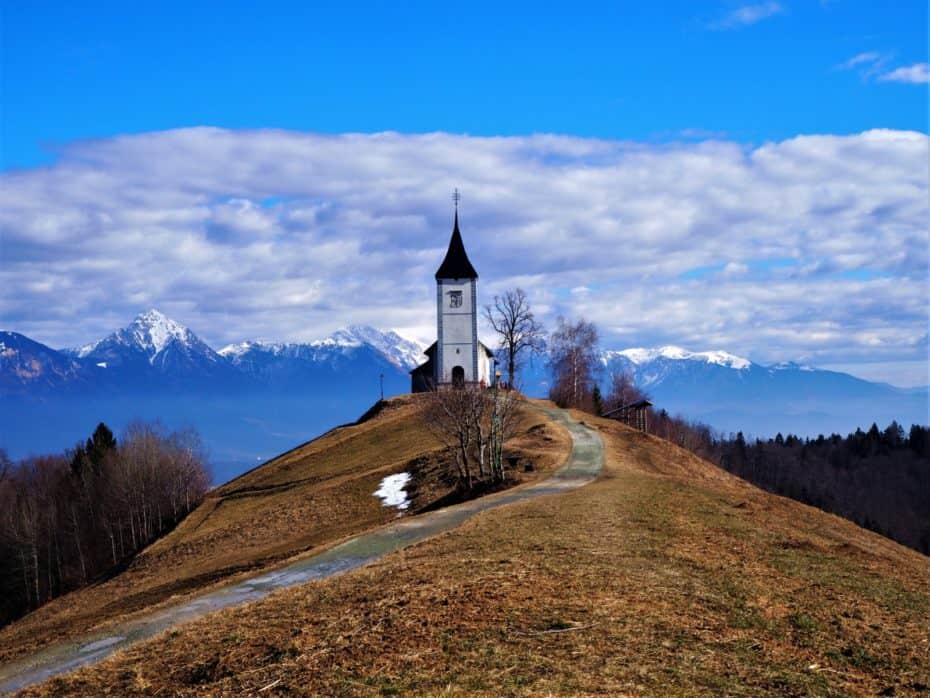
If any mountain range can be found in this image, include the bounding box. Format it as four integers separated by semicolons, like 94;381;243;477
2;310;926;481
602;347;926;438
2;310;417;396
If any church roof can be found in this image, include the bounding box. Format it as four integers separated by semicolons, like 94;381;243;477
435;211;478;280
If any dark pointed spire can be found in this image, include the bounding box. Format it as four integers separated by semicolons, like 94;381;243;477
435;209;478;280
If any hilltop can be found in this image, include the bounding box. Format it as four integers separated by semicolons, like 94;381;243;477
0;395;570;668
13;406;930;696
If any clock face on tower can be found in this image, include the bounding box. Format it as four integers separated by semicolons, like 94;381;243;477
448;291;463;308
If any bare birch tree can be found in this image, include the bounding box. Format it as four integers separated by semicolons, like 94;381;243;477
605;369;646;412
548;316;600;410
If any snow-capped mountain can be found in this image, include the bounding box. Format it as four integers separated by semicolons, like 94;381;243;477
62;309;241;391
217;326;421;393
71;309;221;365
1;314;427;476
327;326;425;370
598;345;888;400
220;326;424;374
0;331;87;393
75;309;184;358
597;346;926;437
7;312;424;397
601;345;755;395
605;345;752;372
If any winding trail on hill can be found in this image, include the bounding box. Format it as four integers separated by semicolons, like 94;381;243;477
0;404;603;695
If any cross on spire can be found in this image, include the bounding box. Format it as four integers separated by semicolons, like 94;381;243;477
452;188;461;210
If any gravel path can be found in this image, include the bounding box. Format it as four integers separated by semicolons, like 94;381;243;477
0;404;603;695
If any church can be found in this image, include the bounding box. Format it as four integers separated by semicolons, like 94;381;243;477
410;206;495;392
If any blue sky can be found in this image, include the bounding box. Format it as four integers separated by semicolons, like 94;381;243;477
1;2;928;387
2;1;926;168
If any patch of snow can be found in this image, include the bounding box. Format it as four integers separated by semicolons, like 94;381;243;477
607;347;646;364
612;346;687;364
218;340;282;358
373;472;411;510
771;361;816;372
218;342;249;357
96;361;107;368
657;345;691;361
695;350;751;370
76;339;101;358
310;335;362;349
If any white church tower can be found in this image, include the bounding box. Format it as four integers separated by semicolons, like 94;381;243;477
411;199;494;391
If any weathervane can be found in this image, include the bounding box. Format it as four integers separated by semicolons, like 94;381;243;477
452;188;461;211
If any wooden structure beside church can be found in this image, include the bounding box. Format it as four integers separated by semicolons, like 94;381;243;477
602;399;653;433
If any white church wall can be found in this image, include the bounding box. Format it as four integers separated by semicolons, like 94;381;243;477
437;278;478;383
477;349;492;385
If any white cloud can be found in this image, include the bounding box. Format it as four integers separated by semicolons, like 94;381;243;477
838;51;884;71
0;127;927;385
709;2;784;29
839;53;928;85
879;63;930;85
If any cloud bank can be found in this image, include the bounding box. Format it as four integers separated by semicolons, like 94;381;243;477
1;128;927;385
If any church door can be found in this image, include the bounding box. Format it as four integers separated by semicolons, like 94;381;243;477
452;365;465;388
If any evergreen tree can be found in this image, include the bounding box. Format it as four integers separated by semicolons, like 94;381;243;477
69;443;89;478
86;422;116;472
592;385;603;416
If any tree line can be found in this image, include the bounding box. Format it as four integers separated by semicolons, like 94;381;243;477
482;289;929;556
0;422;210;627
715;422;930;554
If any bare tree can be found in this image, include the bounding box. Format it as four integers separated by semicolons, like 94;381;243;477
605;369;646;412
487;388;521;481
423;386;522;490
484;288;546;389
548;316;600;410
424;387;487;489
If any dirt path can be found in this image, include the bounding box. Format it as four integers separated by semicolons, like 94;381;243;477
0;404;603;695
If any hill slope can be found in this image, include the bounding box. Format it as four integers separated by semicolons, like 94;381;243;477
17;409;930;696
0;395;570;668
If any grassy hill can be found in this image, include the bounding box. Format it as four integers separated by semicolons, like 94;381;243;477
10;404;930;696
0;395;570;668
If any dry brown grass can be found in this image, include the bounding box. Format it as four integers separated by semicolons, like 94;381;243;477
0;395;569;667
19;410;930;697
